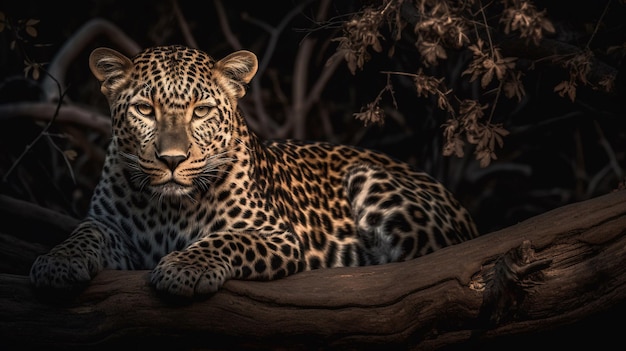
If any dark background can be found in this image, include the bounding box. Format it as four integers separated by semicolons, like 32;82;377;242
0;1;624;349
1;0;624;236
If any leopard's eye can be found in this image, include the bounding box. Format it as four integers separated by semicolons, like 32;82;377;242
134;103;154;117
193;105;213;119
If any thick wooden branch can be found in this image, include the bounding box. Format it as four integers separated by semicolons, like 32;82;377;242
0;102;111;136
1;190;625;350
41;18;141;102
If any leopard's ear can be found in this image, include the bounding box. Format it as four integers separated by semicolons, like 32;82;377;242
89;47;133;99
215;50;258;99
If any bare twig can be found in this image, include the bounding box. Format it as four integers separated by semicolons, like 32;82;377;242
317;103;336;142
212;0;269;135
594;119;623;180
301;48;344;117
45;133;76;184
291;36;316;139
3;72;67;182
241;0;315;138
283;0;337;139
214;0;243;50
585;0;613;50
171;0;198;48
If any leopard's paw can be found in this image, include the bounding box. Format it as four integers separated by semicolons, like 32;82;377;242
29;251;100;291
150;251;228;298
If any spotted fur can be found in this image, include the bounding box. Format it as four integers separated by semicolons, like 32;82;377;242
30;45;479;298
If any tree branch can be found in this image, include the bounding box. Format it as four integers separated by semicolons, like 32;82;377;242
170;0;198;49
0;102;111;136
41;18;141;102
1;190;625;350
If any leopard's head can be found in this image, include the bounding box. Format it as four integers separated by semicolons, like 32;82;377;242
89;45;258;198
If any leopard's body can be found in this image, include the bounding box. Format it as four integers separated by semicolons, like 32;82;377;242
30;45;479;297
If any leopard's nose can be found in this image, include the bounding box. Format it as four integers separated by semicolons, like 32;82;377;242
157;153;187;171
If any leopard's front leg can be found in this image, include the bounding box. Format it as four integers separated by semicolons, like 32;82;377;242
29;220;127;291
150;231;303;297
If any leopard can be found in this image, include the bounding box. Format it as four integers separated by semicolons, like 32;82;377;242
29;45;479;298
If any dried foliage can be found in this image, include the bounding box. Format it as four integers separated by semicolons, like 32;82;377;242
499;0;554;45
331;0;616;168
463;39;517;90
333;6;386;75
353;73;397;126
413;0;469;67
0;11;43;79
553;50;593;102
